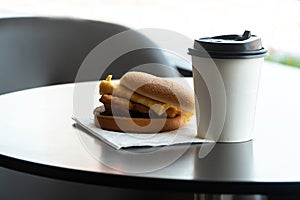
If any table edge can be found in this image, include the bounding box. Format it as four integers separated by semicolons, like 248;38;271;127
1;154;300;195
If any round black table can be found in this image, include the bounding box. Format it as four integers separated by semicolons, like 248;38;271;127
1;62;300;198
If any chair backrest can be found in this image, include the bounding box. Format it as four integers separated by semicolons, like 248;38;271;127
0;17;172;95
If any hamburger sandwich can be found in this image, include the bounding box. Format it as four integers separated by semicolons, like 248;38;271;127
94;71;195;133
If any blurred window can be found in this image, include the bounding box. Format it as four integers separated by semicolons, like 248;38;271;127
1;0;299;68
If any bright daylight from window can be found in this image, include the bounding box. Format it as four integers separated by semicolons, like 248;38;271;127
1;0;300;69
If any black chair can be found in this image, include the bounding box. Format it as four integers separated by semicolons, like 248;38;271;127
0;17;183;95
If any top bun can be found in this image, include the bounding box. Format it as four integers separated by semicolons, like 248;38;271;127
119;71;195;113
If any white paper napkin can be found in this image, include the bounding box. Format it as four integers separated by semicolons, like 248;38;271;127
73;116;213;150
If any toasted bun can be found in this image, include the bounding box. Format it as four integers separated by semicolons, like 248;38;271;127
120;71;195;113
94;112;183;133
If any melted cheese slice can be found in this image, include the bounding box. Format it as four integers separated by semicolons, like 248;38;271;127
100;79;176;115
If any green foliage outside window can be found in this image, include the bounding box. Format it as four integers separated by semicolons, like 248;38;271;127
266;50;300;69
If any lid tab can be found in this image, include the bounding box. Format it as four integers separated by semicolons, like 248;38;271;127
236;30;251;41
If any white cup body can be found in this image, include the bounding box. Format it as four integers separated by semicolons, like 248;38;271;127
192;56;263;142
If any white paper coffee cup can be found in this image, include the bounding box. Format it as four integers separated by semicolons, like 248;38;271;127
188;31;268;142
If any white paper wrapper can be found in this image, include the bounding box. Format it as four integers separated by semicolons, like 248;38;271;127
73;116;213;150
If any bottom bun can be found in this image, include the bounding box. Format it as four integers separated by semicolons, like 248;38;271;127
94;114;183;133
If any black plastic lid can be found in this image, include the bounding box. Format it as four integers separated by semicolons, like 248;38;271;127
188;30;268;59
